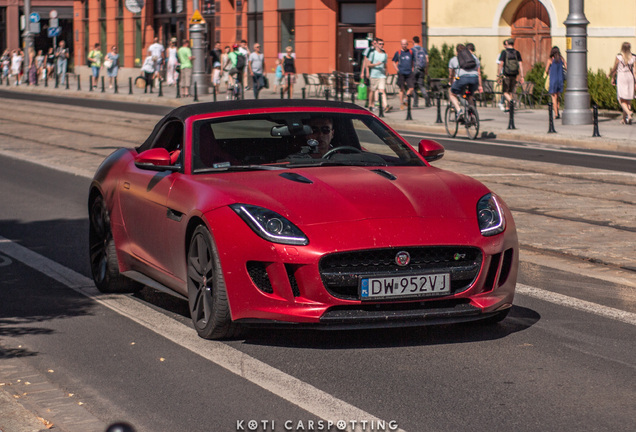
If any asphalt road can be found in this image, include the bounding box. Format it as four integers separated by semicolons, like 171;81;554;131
1;119;635;430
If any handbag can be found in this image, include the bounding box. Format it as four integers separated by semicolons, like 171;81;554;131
263;76;269;89
104;58;113;69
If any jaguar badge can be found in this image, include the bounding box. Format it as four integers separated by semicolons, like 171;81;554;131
395;251;410;266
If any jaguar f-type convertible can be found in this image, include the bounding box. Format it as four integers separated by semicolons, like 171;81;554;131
89;99;518;339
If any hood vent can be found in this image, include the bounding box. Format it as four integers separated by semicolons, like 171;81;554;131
371;169;397;181
279;172;313;184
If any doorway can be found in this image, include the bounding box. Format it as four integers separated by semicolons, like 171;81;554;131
336;25;374;80
511;0;551;68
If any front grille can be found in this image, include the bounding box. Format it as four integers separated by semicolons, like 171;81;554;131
319;247;482;300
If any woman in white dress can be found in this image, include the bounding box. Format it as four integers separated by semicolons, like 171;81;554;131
166;40;179;86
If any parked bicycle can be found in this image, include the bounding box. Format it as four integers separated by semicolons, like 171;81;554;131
445;88;480;140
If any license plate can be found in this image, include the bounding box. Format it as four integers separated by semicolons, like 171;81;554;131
360;273;451;300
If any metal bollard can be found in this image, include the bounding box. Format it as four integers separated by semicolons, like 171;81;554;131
302;87;306;99
592;104;601;137
406;94;413;121
547;101;557;133
324;89;330;101
158;78;163;97
114;77;118;94
213;85;217;102
89;76;93;92
378;93;385;118
507;100;516;130
77;74;81;91
101;76;105;93
176;76;181;98
54;73;58;88
287;74;291;99
44;72;48;87
65;74;69;90
435;93;443;123
193;82;198;102
351;91;355;104
129;77;133;95
280;87;285;99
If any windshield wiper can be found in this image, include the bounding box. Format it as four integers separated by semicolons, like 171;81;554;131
287;160;387;168
195;165;288;174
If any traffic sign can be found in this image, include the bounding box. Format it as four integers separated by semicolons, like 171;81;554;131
50;18;59;27
190;10;204;24
30;12;40;23
49;10;58;19
47;27;61;38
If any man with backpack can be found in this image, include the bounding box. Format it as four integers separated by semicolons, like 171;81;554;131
448;43;482;119
498;38;524;111
228;43;246;98
392;39;416;110
411;36;431;108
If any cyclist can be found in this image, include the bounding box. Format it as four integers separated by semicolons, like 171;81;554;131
227;44;246;99
448;43;482;120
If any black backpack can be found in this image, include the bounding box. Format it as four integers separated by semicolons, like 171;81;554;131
413;46;427;69
503;50;519;76
235;53;246;70
457;49;476;70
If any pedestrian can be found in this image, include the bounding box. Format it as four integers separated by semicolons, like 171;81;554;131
35;50;45;82
361;38;376;108
411;36;431;108
105;45;119;89
87;43;103;88
1;50;10;82
498;38;524;111
227;44;246;99
10;49;23;85
392;39;415;109
282;46;296;98
544;46;567;119
239;40;250;90
211;61;221;95
210;42;222;72
148;37;165;84
273;58;283;94
221;45;233;93
141;55;156;93
608;42;635;124
45;47;56;82
177;40;193;97
27;48;37;85
366;38;391;112
166;39;179;86
55;40;69;85
249;43;265;99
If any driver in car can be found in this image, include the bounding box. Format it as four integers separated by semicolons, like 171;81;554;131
306;117;335;156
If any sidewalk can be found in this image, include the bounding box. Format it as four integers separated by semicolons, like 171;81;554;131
2;72;636;155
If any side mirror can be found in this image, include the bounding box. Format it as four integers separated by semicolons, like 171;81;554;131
134;148;179;171
418;139;445;163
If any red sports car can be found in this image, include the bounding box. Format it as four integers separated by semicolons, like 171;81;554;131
89;100;518;339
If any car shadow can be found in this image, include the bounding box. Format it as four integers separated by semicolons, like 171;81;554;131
240;305;540;349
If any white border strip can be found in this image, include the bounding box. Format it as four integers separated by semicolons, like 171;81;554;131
0;236;405;432
516;283;636;326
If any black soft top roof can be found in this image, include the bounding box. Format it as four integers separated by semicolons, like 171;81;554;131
138;99;365;152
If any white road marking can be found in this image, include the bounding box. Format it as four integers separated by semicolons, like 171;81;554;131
516;284;636;326
0;236;405;432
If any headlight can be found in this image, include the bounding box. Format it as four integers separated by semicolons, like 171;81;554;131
477;193;505;236
230;204;309;245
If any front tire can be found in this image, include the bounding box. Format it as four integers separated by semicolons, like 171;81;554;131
89;195;142;293
187;225;241;339
444;105;459;138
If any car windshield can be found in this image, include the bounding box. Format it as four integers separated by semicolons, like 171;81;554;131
191;112;425;173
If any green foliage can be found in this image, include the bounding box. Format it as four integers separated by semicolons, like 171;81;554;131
428;43;455;79
524;61;550;105
588;69;620;110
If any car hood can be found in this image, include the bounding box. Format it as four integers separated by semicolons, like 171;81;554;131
195;166;491;226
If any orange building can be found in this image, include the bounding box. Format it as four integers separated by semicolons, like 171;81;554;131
70;0;424;75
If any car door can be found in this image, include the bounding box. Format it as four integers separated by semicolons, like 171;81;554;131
118;120;184;273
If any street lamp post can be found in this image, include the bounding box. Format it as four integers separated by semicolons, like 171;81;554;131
189;0;209;96
562;0;593;125
22;0;34;82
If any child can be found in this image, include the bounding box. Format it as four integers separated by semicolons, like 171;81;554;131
141;55;156;93
273;58;283;94
212;61;221;95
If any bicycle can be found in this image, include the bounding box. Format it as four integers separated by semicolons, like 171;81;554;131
229;70;243;100
444;88;480;140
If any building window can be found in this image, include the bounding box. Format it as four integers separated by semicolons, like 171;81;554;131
280;10;294;52
134;17;142;66
117;0;124;59
84;0;89;59
248;0;263;46
340;3;376;25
